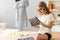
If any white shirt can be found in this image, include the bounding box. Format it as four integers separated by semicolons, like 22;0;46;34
37;13;54;34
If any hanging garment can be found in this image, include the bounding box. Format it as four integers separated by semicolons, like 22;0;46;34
16;0;29;30
20;0;29;30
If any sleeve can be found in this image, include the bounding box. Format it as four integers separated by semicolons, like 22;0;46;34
48;14;55;22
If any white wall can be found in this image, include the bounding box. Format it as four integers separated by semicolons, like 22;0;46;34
0;0;16;28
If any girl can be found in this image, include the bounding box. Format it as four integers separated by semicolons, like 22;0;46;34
32;1;55;40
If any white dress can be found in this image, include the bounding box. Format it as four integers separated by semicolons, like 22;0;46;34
16;0;29;30
37;13;54;34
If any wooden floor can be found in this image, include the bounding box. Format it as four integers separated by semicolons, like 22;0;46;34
51;32;60;40
28;32;60;40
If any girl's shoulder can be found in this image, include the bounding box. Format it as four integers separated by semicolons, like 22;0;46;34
48;13;55;18
47;13;53;17
48;13;55;21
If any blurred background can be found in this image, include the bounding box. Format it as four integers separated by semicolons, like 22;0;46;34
0;0;60;32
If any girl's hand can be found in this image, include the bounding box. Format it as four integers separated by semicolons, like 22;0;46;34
32;25;40;29
39;21;43;25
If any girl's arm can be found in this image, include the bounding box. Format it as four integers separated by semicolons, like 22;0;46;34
40;21;53;28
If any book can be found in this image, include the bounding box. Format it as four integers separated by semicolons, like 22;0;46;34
29;17;40;26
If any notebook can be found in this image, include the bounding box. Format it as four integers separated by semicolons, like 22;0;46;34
29;17;40;26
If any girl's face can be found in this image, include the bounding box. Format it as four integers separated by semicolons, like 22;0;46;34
37;6;47;14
